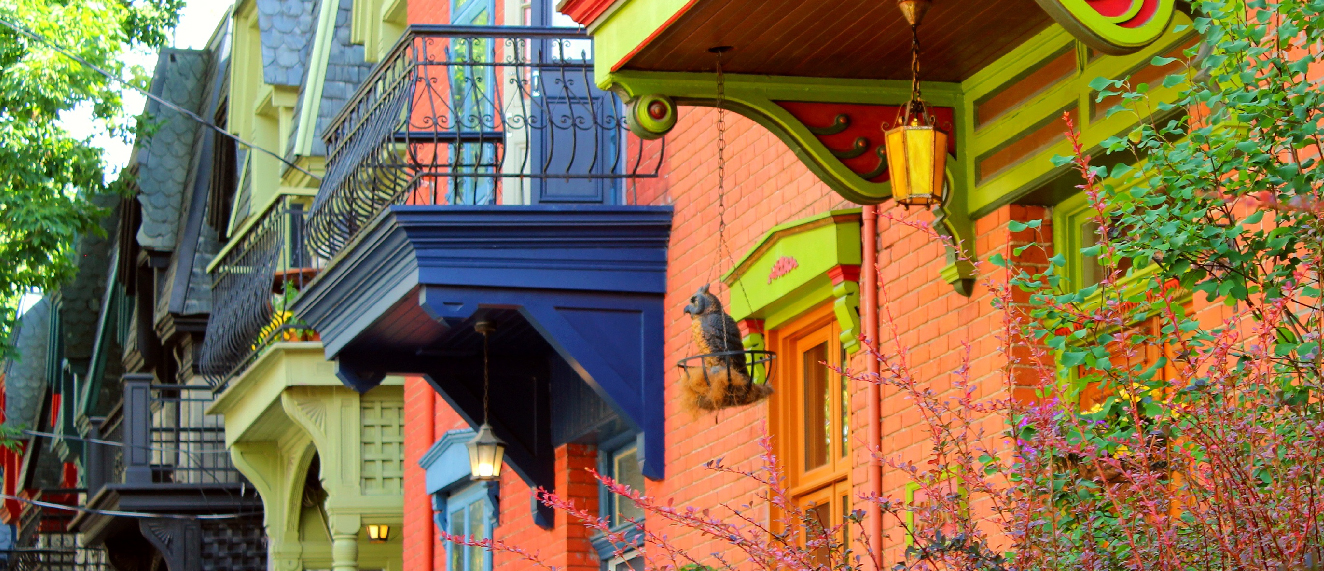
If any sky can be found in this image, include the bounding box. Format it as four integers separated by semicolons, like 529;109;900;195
18;1;233;318
61;0;235;181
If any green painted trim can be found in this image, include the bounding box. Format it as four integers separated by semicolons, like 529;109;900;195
1036;0;1177;55
293;0;339;158
722;210;866;351
588;0;695;87
208;189;319;273
963;12;1194;218
609;71;962;205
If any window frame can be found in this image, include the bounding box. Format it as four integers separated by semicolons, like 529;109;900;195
592;432;645;564
766;304;852;547
438;482;497;571
1052;186;1191;405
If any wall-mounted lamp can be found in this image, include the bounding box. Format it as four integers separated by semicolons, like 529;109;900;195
366;524;390;543
468;320;506;482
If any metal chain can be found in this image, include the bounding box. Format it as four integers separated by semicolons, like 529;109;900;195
910;24;922;104
716;50;728;275
482;328;491;424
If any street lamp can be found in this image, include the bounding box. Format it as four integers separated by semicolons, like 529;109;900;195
468;320;505;481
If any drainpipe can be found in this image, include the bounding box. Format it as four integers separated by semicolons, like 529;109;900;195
424;390;436;571
860;205;882;568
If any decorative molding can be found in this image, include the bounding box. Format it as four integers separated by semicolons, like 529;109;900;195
723;210;863;327
293;206;673;484
139;518;202;571
1034;0;1177;55
737;319;767;384
828;265;863;353
609;72;963;205
298;398;328;435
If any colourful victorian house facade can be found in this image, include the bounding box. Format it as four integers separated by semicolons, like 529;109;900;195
199;2;411;571
364;2;1200;571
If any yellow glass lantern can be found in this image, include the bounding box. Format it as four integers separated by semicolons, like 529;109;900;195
467;422;506;481
885;116;948;207
884;0;948;208
366;524;391;543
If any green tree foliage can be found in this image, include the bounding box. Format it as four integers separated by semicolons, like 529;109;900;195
0;0;182;354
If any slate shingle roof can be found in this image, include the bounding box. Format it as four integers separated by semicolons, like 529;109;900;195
61;193;121;366
136;49;210;251
314;0;374;155
286;0;373;158
258;0;319;87
4;299;50;429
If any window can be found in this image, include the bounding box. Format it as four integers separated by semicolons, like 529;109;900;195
594;437;646;566
605;551;643;571
1053;189;1185;412
443;483;494;571
606;444;644;527
770;306;851;562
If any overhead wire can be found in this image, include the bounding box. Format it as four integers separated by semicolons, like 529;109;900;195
0;16;323;181
0;493;260;521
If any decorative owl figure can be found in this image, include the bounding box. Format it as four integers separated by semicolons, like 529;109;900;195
681;284;773;412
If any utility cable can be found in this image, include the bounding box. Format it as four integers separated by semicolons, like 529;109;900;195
0;16;323;181
0;493;260;521
22;429;244;504
22;430;229;458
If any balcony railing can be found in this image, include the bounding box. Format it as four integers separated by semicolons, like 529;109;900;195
305;25;664;262
121;375;241;485
199;195;318;390
12;495;107;571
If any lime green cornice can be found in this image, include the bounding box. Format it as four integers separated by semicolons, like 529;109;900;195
722;210;863;350
588;0;693;86
602;12;1191;296
610;71;961;205
1035;0;1177;55
213;342;405;571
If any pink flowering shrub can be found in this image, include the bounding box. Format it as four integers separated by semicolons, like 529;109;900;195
443;3;1324;569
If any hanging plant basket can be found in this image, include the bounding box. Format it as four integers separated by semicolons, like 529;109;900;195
677;349;776;412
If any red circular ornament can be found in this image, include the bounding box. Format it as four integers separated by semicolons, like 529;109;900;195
647;100;668;120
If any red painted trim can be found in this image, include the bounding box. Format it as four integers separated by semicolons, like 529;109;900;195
558;0;618;26
610;0;702;74
828;264;861;286
737;319;765;337
50;393;60;428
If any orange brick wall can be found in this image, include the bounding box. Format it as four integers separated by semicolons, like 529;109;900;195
392;9;1071;569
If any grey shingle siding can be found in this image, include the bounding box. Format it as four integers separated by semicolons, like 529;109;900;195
4;300;50;430
285;0;372;159
136;49;210;251
257;0;319;87
314;0;373;157
61;193;121;367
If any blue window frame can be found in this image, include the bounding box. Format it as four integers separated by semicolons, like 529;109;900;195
593;433;645;566
441;482;495;571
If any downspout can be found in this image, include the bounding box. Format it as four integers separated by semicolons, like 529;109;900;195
424;390;436;570
861;205;882;567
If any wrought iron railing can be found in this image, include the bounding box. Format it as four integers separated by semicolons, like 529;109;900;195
122;375;241;484
305;25;663;262
11;496;106;571
199;195;319;390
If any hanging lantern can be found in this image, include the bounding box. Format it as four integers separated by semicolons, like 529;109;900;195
885;112;948;207
467;422;506;481
365;524;391;543
884;0;948;208
468;320;505;481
